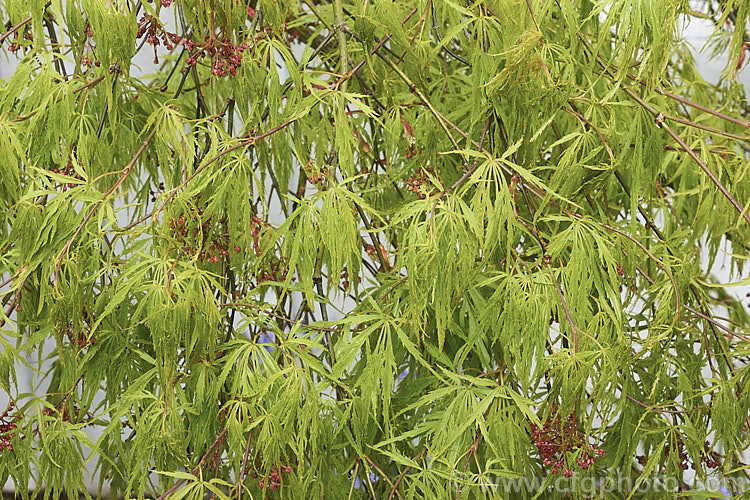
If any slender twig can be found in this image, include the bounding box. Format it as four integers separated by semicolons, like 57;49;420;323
455;394;497;500
431;8;469;65
525;0;541;32
547;264;578;353
579;24;746;130
582;35;750;141
165;252;182;299
581;49;750;227
159;33;191;92
343;27;461;152
624;72;750;130
428;118;491;236
155;427;228;500
0;13;33;43
388;448;426;500
562;104;670;242
662;144;736;156
306;29;337;69
235;430;253;499
355;205;391;272
363;462;377;500
333;0;348;92
54;127;158;289
218;302;351;333
685;305;750;343
122;117;296;233
96;65;120;138
0;266;25;290
0;286;23;330
363;455;403;500
561;106;614;162
333;5;419;89
596;221;681;323
44;18;67;76
408;0;431;47
347;461;359;500
439;117;491;199
428;107;549;201
623;393;707;414
661;120;750;227
73;75;106;94
9;76;106;123
661;111;749;142
151;117;298;223
334;32;392;88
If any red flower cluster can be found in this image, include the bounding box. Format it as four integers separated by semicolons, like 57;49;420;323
0;402;21;453
185;37;249;77
50;156;85;192
61;322;96;348
168;209;239;264
662;435;722;470
80;56;101;69
248;215;269;257
5;24;32;53
137;0;253;75
302;160;329;186
137;14;183;63
405;167;437;199
341;268;349;289
530;411;605;476
256;259;288;284
250;461;293;491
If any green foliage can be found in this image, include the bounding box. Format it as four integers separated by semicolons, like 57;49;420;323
1;0;750;498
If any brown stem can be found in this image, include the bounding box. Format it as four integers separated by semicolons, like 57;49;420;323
624;73;750;130
388;448;426;500
155;427;228;500
237;430;253;500
152;117;298;223
662;144;736;156
525;0;541;32
429;117;491;236
685;305;750;343
54;127;158;289
0;286;22;330
548;264;578;353
0;266;25;290
165;252;182;300
0;13;33;43
455;392;498;500
455;431;482;500
217;302;354;332
589;57;750;227
562;104;671;242
344;27;461;152
661;121;750;227
10;76;106;123
408;0;432;47
596;221;681;323
579;32;750;130
431;10;470;65
362;455;403;500
623;392;707;414
333;0;348;93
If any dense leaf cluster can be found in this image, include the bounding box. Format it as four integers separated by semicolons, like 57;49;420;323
1;0;750;498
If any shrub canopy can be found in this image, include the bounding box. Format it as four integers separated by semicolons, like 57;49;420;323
1;0;750;498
